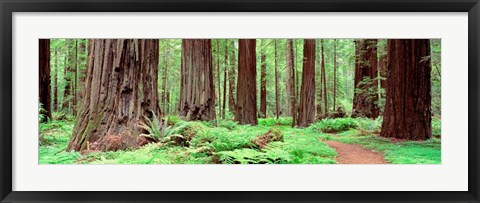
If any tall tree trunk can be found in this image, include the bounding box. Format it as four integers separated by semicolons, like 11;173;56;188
259;40;267;118
316;39;325;119
236;39;258;125
380;39;432;140
352;39;379;118
294;41;300;110
296;39;316;127
274;39;280;119
73;40;78;115
321;39;328;117
39;39;52;122
216;40;222;117
67;39;161;151
162;42;168;114
333;39;337;112
378;42;388;90
286;39;296;126
78;40;88;101
53;48;58;112
222;41;228;119
180;39;216;121
228;40;237;114
62;40;72;112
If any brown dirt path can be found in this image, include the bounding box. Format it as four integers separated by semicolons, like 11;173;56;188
325;140;388;164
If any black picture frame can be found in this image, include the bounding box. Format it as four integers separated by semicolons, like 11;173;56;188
1;0;479;202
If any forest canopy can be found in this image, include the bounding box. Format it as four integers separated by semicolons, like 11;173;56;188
38;39;441;164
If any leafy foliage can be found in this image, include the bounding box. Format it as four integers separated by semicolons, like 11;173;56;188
308;118;359;133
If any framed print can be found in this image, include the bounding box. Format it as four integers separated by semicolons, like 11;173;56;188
1;0;479;202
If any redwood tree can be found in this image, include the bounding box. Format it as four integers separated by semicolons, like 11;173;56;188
274;39;280;119
228;40;237;114
285;39;296;123
236;39;258;125
380;39;432;140
259;40;267;118
321;39;328;116
39;39;52;122
179;39;216;121
352;39;379;118
53;48;59;112
296;39;316;127
67;39;161;151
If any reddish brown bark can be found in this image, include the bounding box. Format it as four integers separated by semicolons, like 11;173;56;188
286;39;296;123
67;39;161;152
39;39;52;121
296;39;316;127
180;39;216;121
259;40;267;118
352;39;379;118
236;39;258;125
380;39;432;140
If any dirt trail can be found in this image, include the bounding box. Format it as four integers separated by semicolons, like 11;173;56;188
325;140;388;164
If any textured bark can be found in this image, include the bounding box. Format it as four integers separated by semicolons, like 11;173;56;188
259;40;267;118
53;48;59;112
380;39;432;140
285;39;296;123
228;40;237;114
67;39;161;152
352;39;379;118
296;39;316;127
236;39;258;125
180;39;216;121
274;40;280;119
39;39;52;121
321;40;328;117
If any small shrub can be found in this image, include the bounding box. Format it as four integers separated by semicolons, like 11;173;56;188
216;148;291;164
251;127;284;148
167;121;208;146
138;114;173;143
164;115;182;126
217;120;239;130
308;118;358;133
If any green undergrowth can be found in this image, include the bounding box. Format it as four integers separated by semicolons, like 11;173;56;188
39;116;441;164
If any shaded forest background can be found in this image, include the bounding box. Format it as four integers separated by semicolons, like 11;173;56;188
44;39;441;121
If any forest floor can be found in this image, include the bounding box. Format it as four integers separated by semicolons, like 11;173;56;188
325;140;387;164
39;116;442;164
